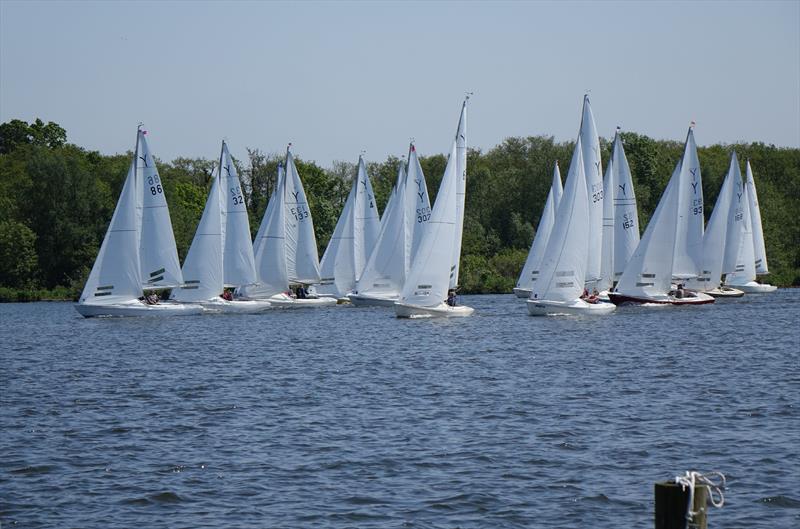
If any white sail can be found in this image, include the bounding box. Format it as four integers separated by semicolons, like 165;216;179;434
318;155;381;298
450;97;468;288
723;161;747;275
244;163;289;298
615;157;682;298
355;162;409;298
171;163;224;302
284;149;322;284
406;144;432;262
220;142;257;287
136;130;183;289
579;95;604;282
400;140;458;308
380;163;404;232
671;128;704;280
79;159;143;305
694;152;741;290
355;162;410;298
354;156;382;281
318;167;357;297
611;131;640;279
746;160;769;274
726;179;757;285
532;137;589;303
598;155;615;292
516;162;563;291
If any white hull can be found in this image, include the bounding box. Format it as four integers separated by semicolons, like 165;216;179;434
512;287;531;299
348;293;400;307
726;281;777;293
394;302;474;318
267;293;338;308
706;286;745;298
196;298;272;314
316;292;352;304
75;299;204;318
526;298;616;316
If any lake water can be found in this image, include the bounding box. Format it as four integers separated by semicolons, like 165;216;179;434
1;291;799;528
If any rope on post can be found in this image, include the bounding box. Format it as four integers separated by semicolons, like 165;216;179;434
674;471;726;523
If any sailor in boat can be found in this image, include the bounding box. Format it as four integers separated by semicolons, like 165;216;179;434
221;290;233;301
669;283;699;300
446;289;457;307
580;288;599;304
144;293;159;305
295;285;308;299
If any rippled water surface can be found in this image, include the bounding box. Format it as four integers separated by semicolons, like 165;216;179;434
2;291;799;528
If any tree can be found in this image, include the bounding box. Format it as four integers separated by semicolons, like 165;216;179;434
0;220;38;287
0;118;66;154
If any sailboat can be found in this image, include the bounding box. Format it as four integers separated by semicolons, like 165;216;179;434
725;161;777;293
609;126;715;306
514;162;563;298
76;128;203;317
170;141;271;313
395;99;473;318
687;152;744;298
317;155;381;300
579;95;605;286
239;147;336;307
349;143;431;307
526;137;615;316
597;128;641;297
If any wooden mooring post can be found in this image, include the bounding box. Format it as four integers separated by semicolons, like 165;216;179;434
655;480;709;529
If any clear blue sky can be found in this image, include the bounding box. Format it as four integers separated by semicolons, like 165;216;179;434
1;0;798;168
